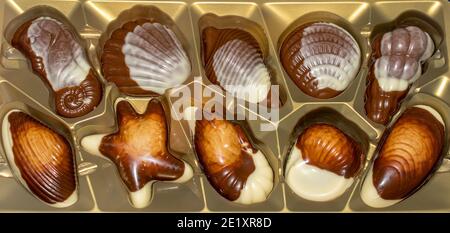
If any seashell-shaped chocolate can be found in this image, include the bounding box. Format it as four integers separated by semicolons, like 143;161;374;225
285;123;364;201
101;19;191;96
193;116;273;204
361;105;445;208
11;16;102;118
365;26;434;125
1;111;77;207
280;22;361;99
81;99;193;208
202;27;272;104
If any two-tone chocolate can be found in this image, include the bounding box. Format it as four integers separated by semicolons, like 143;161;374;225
201;25;272;104
285;123;364;201
11;16;102;118
361;105;445;208
280;22;361;99
365;26;434;125
190;110;273;204
81;99;193;208
1;111;77;207
101;18;191;96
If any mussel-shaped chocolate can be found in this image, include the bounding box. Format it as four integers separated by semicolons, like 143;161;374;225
280;22;361;99
202;27;272;104
193;116;273;204
361;105;445;208
365;26;434;125
11;16;102;118
81;99;193;208
1;111;77;207
101;19;191;96
285;123;364;201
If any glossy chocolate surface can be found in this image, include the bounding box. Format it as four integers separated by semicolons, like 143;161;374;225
372;107;444;199
11;17;102;118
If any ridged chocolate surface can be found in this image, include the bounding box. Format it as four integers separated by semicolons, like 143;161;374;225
194;118;256;201
365;35;408;125
201;27;272;104
8;112;76;204
101;19;190;96
11;17;102;118
99;100;185;192
372;107;444;199
280;22;361;99
365;27;434;125
296;123;363;178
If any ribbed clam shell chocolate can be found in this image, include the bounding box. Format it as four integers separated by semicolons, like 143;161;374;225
280;22;361;99
11;16;102;118
285;123;363;201
365;26;434;125
361;105;445;208
101;19;191;96
1;111;77;207
194;117;273;204
202;27;271;104
81;99;193;208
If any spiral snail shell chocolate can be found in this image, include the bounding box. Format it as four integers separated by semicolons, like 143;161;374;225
11;16;102;118
81;99;193;208
202;27;272;104
101;19;191;96
361;105;445;208
365;26;434;125
1;110;77;207
280;22;361;99
191;113;273;204
285;123;364;201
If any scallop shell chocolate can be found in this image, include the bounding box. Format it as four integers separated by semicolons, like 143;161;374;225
201;26;272;104
1;110;77;207
279;22;361;99
81;99;193;208
361;105;445;208
365;26;434;125
101;18;191;96
285;123;364;201
192;114;273;205
10;16;102;118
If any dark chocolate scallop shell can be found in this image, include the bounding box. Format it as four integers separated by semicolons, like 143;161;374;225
280;22;361;99
296;123;363;178
2;111;77;207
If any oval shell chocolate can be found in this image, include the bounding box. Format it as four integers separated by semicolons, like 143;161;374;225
81;99;193;208
10;16;102;118
285;123;364;201
1;110;77;207
101;18;191;96
365;26;435;125
280;22;361;99
201;17;272;104
193;116;273;204
361;105;445;208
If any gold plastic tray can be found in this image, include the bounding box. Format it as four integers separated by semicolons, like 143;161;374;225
0;0;449;212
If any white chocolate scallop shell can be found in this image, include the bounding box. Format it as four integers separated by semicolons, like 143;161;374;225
122;22;191;95
212;39;271;103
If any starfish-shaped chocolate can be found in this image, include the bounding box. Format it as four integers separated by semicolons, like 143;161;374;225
81;99;193;208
